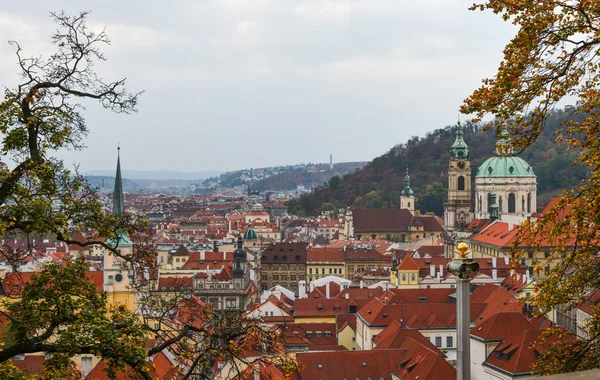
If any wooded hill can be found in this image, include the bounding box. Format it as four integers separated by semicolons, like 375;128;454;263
286;108;589;217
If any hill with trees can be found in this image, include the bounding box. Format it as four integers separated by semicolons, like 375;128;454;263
286;108;588;217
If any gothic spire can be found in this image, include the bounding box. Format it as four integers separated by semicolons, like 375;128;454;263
112;145;124;215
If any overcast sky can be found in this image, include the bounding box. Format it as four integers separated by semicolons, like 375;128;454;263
0;0;515;173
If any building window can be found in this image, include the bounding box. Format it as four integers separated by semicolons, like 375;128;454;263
411;273;416;282
527;192;532;213
458;176;465;191
309;268;313;274
402;273;406;282
226;298;236;309
508;193;516;213
447;336;453;348
435;336;442;347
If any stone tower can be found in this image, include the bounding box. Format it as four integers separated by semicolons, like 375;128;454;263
444;127;473;231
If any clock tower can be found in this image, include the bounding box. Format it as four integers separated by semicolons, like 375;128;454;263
444;127;473;232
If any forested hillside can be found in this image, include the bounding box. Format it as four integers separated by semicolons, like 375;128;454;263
286;108;589;217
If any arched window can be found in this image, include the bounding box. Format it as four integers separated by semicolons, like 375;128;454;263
458;176;465;191
499;196;503;212
527;193;531;213
522;196;525;212
407;202;411;208
508;193;516;213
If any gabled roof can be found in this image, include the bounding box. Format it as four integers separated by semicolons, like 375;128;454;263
397;255;420;271
373;321;439;353
173;244;190;256
471;312;535;342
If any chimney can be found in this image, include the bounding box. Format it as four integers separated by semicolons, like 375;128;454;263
360;280;364;289
526;269;530;280
213;240;217;252
439;264;444;277
510;269;515;278
504;256;509;265
430;264;435;277
298;281;307;299
492;257;497;268
200;251;205;260
345;293;349;299
492;269;497;281
310;282;315;293
326;283;330;299
223;251;227;260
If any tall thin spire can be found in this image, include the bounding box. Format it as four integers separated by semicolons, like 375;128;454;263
112;145;124;215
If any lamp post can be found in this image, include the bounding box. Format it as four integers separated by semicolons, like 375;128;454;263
447;242;479;380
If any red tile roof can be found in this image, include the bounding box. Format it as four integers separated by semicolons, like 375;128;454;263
352;209;414;233
397;255;419;271
373;320;440;353
306;247;345;263
293;349;407;380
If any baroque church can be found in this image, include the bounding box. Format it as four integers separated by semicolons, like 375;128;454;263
443;124;537;234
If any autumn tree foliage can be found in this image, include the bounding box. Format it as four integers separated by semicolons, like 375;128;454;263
462;1;600;374
0;12;296;379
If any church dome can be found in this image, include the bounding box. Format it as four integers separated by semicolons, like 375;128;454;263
476;156;535;178
476;125;535;178
243;226;258;240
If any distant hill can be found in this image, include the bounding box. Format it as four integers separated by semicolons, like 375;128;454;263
85;170;223;180
251;162;367;192
286;108;589;217
202;162;367;191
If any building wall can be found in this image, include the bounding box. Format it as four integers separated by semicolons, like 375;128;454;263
337;324;356;351
306;263;345;283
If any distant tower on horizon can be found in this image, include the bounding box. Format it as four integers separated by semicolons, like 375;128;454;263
329;154;333;170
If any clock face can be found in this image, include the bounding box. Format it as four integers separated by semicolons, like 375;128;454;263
457;161;466;169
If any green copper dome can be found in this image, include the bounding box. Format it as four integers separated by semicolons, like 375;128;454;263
243;226;258;240
476;156;535;178
477;123;535;178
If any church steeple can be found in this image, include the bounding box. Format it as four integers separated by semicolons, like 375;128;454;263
450;124;469;159
400;167;415;213
232;235;247;278
112;146;124;215
402;168;414;197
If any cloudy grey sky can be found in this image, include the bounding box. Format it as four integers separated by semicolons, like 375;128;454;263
0;0;515;173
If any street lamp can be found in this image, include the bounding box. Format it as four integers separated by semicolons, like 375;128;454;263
447;242;479;380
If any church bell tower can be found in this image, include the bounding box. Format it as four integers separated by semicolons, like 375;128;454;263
444;126;473;231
